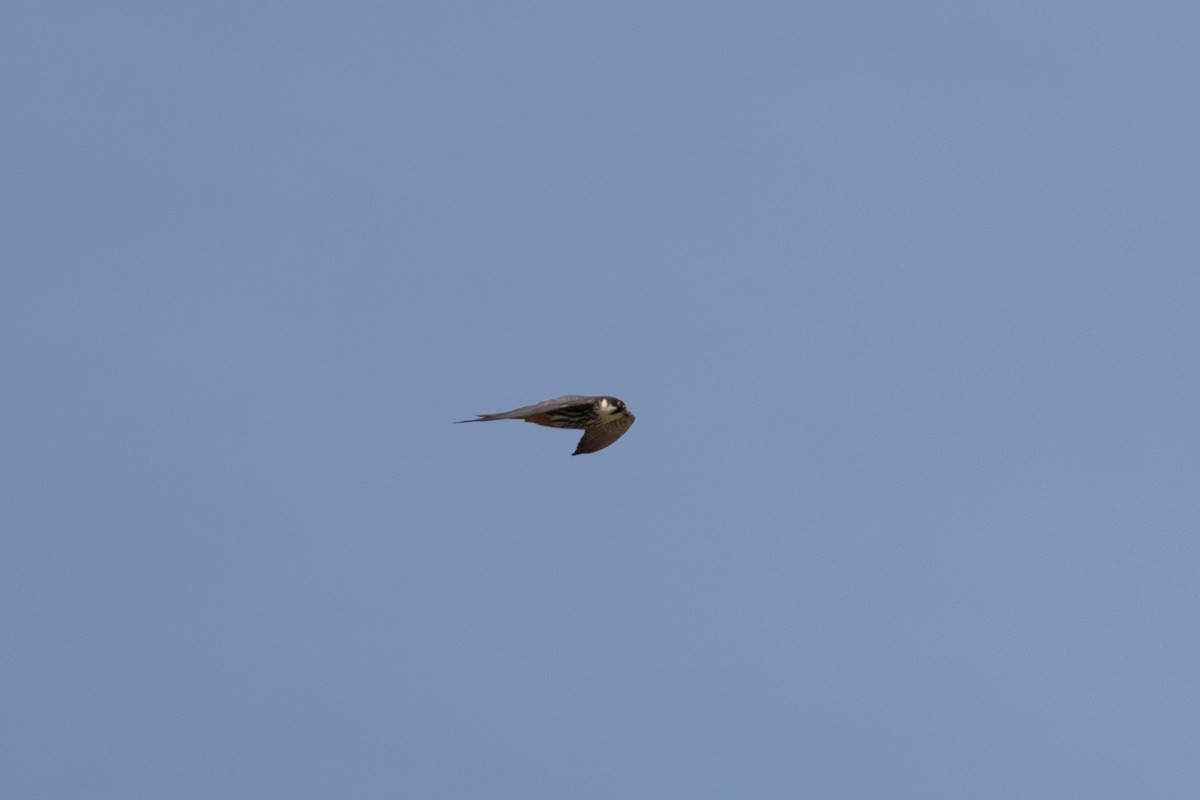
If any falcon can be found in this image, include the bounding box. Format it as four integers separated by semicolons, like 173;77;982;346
456;395;635;455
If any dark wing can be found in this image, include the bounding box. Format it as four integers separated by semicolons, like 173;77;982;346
456;395;597;423
572;414;635;455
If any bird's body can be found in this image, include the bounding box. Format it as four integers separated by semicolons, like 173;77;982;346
456;395;635;455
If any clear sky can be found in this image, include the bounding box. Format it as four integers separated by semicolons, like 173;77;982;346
4;3;1198;798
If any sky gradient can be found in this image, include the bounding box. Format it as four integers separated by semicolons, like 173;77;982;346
4;3;1199;798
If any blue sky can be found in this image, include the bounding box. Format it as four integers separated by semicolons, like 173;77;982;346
4;2;1199;798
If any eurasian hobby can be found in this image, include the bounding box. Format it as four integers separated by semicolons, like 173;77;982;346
456;395;635;455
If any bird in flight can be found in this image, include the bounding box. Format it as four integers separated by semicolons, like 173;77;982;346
456;395;635;455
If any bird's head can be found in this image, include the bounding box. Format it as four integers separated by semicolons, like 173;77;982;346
599;397;627;416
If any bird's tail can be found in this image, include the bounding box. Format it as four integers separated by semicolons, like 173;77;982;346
453;413;507;423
